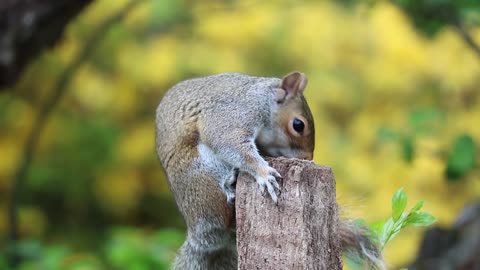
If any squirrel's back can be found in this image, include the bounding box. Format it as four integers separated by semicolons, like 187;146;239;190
155;73;281;167
156;73;280;165
157;73;279;112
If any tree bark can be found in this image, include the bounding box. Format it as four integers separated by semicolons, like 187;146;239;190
236;157;342;270
0;0;93;89
408;203;480;270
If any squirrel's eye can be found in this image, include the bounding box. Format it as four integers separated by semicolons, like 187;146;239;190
292;118;305;133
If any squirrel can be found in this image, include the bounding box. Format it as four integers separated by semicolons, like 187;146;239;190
155;72;384;269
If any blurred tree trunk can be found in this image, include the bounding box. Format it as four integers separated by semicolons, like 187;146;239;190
408;203;480;270
0;0;93;90
6;0;142;267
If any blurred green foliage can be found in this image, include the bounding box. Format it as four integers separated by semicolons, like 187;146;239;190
394;0;480;36
0;0;479;269
0;228;182;270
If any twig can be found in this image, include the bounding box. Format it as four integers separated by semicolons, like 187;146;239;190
453;21;480;59
7;0;144;267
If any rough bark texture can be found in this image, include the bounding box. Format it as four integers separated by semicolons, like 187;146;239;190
0;0;93;89
236;157;342;270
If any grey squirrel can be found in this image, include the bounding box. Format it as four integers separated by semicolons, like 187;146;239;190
155;72;383;269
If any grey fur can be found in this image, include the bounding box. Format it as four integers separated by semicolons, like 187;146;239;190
155;72;381;269
156;73;291;270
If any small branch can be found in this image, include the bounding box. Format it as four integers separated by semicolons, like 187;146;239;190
453;21;480;59
7;0;144;267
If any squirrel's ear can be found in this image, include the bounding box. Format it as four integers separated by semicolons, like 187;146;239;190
281;72;308;96
275;88;287;103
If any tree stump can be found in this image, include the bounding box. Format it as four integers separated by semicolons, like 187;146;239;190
235;157;342;270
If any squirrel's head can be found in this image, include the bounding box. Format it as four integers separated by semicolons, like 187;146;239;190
257;72;315;160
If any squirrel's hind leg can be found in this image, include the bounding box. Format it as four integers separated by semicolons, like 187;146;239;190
170;153;237;270
173;241;237;270
173;218;237;270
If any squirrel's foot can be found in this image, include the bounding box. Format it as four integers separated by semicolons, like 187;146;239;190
255;165;281;203
222;169;239;205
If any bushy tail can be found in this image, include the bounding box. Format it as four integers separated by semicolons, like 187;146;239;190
339;220;385;270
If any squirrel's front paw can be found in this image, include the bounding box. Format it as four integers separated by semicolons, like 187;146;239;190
255;166;281;203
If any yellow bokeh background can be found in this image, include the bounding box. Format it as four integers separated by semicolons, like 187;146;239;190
1;0;479;268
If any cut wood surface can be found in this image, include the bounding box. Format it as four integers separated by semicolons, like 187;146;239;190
236;157;342;270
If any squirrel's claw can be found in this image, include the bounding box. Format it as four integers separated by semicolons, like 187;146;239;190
266;176;278;203
226;193;235;205
255;166;281;203
272;170;282;179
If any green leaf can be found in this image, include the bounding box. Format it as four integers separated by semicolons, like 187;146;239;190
370;220;385;237
392;188;407;222
411;200;424;212
446;134;476;180
405;212;437;227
